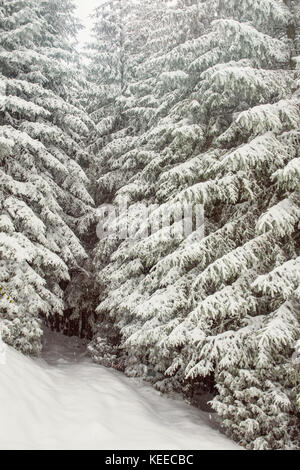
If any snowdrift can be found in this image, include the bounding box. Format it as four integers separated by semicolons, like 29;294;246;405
0;332;240;450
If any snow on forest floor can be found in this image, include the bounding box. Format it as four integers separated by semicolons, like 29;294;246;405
0;329;241;450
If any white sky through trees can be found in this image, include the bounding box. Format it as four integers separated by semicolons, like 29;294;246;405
75;0;104;47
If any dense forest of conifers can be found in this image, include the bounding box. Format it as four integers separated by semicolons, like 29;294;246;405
0;0;299;450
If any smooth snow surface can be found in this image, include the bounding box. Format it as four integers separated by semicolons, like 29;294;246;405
0;330;241;450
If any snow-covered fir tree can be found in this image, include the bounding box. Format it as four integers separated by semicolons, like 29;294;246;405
84;0;163;205
89;0;300;449
89;0;210;367
0;0;96;353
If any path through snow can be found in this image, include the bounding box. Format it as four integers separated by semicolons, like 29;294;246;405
0;329;241;450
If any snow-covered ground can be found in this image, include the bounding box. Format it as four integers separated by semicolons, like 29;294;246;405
0;330;241;450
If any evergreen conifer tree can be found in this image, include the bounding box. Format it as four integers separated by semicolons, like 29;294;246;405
90;0;300;449
0;0;96;353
